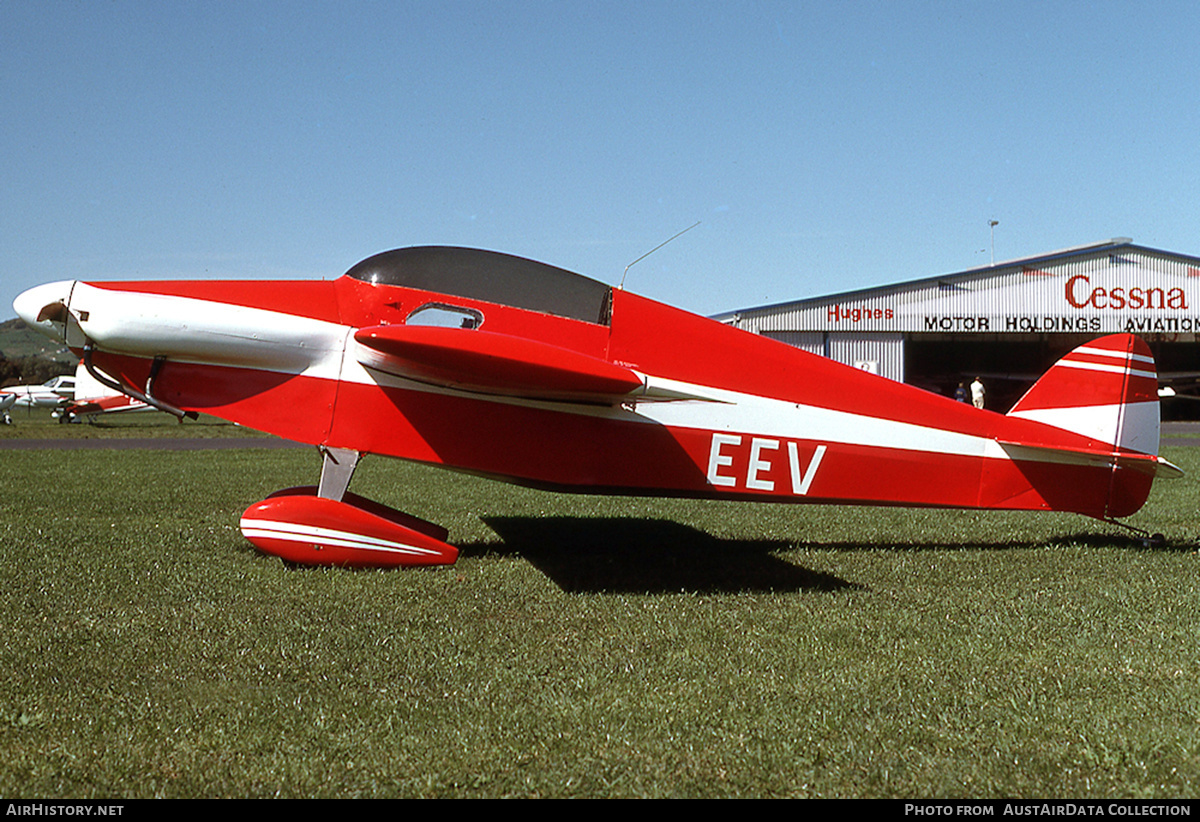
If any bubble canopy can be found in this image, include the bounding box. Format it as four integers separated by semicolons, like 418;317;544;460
343;246;613;326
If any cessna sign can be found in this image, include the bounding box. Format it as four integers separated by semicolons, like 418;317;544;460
1063;274;1187;311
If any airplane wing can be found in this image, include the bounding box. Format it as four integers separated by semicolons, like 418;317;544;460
354;325;645;403
353;325;730;406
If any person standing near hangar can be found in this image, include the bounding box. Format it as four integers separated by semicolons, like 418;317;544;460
971;377;986;409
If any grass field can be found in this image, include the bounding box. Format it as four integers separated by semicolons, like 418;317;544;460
1;413;1198;798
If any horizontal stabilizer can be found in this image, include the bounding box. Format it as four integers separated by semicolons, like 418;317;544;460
354;325;646;403
997;440;1184;479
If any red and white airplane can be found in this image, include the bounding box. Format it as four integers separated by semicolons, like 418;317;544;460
13;246;1182;567
54;359;151;422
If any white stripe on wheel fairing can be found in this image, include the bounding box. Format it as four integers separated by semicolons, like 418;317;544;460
239;517;442;557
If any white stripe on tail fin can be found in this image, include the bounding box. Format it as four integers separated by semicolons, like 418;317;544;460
1006;334;1181;482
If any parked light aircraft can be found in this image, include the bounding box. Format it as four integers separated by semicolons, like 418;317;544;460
13;246;1181;567
0;374;75;410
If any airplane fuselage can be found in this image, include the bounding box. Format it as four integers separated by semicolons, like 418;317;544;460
1;375;75;409
14;249;1166;523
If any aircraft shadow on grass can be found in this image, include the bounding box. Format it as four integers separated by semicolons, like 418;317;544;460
255;516;1187;590
457;520;1189;595
470;516;858;595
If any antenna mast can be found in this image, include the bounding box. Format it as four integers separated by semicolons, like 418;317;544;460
619;221;701;290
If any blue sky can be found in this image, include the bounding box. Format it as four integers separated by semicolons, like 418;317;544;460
4;1;1199;320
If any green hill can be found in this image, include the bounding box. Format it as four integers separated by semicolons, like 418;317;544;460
0;318;75;365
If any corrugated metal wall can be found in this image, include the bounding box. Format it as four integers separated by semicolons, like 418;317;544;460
761;331;905;381
761;331;824;354
827;333;905;382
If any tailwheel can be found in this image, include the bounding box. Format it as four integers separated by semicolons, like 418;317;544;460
1104;518;1168;549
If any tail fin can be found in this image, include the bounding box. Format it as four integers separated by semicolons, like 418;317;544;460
1008;334;1161;453
1003;334;1181;518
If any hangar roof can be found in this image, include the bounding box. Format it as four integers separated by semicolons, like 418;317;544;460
713;239;1200;337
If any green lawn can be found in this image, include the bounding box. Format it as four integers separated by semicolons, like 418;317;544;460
0;421;1197;797
0;409;273;439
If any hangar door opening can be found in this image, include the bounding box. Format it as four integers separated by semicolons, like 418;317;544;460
904;335;1080;413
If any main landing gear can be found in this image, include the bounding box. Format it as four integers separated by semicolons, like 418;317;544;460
238;446;458;568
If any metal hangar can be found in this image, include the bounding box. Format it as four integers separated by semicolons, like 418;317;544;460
713;239;1200;416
